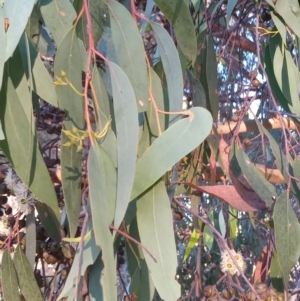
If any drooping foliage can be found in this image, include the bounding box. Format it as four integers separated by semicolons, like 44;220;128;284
0;0;300;300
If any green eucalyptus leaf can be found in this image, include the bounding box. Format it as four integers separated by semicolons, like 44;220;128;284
60;129;82;238
35;203;62;241
150;21;183;126
88;142;117;233
2;249;20;301
89;254;105;301
87;142;117;301
138;68;167;158
3;0;35;61
268;34;300;117
226;0;238;26
137;181;180;301
183;229;200;262
26;212;36;269
194;33;218;120
270;251;284;293
131;107;212;200
106;0;149;112
126;218;156;301
205;35;219;120
186;69;206;108
91;67;117;166
13;245;44;301
283;49;300;116
40;0;76;46
229;207;237;241
148;68;167;133
270;12;287;44
19;34;58;107
254;117;288;182
91;66;111;130
0;65;59;215
274;192;300;287
264;43;291;113
274;0;300;38
108;61;139;231
290;159;300;196
58;221;101;300
0;119;4;140
25;4;41;44
154;0;197;63
233;142;275;208
0;5;5;90
219;210;226;237
54;28;85;130
203;225;214;250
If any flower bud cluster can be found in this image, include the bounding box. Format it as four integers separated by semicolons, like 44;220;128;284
4;168;37;215
62;117;112;152
220;249;246;276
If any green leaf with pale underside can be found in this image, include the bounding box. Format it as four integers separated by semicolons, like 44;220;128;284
153;0;197;64
4;0;35;61
19;34;58;107
274;192;300;287
0;5;5;90
234;142;276;208
40;0;76;46
14;245;44;301
0;66;59;215
54;28;85;130
106;0;149;112
108;61;139;231
150;21;183;127
88;143;118;300
60;129;82;238
2;249;20;301
131;107;212;200
137;181;180;301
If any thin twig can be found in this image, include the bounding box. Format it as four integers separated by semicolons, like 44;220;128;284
109;225;157;263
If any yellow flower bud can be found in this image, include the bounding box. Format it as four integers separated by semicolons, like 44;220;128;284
55;76;63;83
77;144;83;152
62;130;72;137
61;70;67;77
63;142;72;147
53;80;62;86
69;136;77;144
72;126;78;134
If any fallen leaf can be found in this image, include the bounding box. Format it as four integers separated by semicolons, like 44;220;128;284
192;185;267;212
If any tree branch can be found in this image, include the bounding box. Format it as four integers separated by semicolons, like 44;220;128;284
215;117;300;135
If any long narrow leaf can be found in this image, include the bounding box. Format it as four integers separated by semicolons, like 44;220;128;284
2;249;20;301
137;181;180;301
131;107;212;200
109;61;139;231
154;0;197;63
4;0;35;61
13;245;44;301
150;21;183;127
40;0;76;46
106;0;149;112
274;192;300;287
